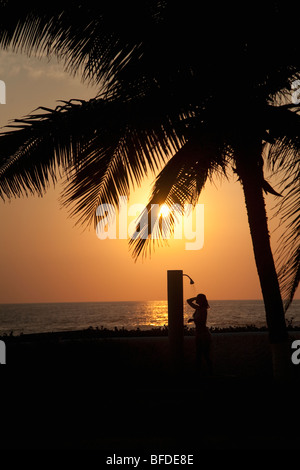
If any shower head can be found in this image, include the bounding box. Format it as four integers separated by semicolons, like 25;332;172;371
183;273;195;285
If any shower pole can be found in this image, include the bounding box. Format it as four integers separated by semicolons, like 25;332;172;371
167;270;184;370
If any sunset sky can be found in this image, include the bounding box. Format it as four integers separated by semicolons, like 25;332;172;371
0;49;299;304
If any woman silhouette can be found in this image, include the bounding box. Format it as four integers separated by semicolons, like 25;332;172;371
187;294;213;375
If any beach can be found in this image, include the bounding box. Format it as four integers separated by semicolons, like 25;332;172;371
4;329;300;377
2;329;300;450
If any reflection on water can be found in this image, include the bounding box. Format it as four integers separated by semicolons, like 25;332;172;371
0;300;299;335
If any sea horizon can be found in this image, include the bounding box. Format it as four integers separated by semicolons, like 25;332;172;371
0;299;299;336
0;298;286;305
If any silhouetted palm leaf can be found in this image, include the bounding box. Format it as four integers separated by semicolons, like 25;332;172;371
0;93;187;226
266;106;300;308
129;134;230;259
0;1;160;87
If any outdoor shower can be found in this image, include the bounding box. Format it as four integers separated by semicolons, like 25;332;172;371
183;274;195;285
167;270;194;369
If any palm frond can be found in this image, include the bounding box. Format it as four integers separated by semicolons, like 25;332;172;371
273;158;300;310
62;124;180;228
266;105;300;310
0;98;106;198
0;93;186;226
129;134;230;260
0;1;163;87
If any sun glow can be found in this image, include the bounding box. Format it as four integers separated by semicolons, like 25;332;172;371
159;204;170;218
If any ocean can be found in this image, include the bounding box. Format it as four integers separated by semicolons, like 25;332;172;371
0;299;299;336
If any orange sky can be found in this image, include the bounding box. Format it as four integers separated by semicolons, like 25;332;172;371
0;50;299;303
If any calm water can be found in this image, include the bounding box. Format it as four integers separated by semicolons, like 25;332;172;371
0;300;299;336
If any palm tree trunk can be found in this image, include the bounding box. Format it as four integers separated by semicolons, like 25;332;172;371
235;144;291;380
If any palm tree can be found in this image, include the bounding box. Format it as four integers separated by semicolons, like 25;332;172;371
0;1;299;378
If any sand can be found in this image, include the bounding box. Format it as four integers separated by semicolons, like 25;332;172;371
2;330;300;450
4;330;300;378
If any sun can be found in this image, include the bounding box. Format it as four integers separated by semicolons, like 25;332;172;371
159;204;170;218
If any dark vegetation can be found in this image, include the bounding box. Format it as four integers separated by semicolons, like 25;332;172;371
1;320;299;343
